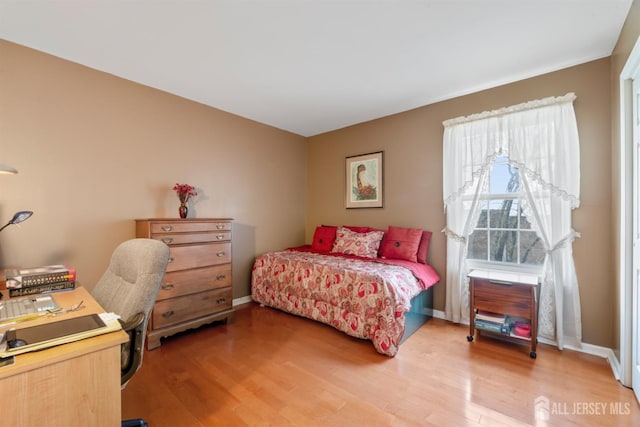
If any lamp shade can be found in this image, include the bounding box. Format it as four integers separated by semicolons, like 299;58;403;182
0;162;18;174
0;211;33;233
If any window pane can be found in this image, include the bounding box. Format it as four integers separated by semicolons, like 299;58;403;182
520;231;545;265
489;230;517;263
519;204;532;230
476;200;488;228
489;199;518;229
490;156;520;194
467;230;488;260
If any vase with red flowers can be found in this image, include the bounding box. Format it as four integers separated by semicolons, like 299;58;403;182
173;183;197;218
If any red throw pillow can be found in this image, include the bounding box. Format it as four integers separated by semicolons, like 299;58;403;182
379;226;423;262
416;231;433;264
312;225;338;252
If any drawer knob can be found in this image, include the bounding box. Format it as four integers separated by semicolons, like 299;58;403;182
161;225;173;232
216;252;226;257
216;274;227;281
161;237;173;244
161;310;175;318
216;298;226;304
216;225;225;230
216;234;225;240
168;257;174;263
162;283;174;290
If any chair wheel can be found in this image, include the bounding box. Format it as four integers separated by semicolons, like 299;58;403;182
530;351;537;359
467;335;474;342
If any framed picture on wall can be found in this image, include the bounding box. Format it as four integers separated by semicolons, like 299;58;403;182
345;151;383;208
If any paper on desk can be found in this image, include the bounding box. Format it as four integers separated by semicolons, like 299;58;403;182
99;312;121;323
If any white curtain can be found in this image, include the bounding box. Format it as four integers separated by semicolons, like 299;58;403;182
442;93;582;349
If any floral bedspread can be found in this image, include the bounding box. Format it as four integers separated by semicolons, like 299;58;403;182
251;250;437;356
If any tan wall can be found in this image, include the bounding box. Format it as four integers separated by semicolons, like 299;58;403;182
610;0;640;359
307;58;613;347
0;40;308;299
0;25;625;349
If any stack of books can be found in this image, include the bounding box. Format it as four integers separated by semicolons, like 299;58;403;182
5;265;76;297
474;310;509;334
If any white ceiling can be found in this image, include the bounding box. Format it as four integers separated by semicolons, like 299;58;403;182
0;1;633;137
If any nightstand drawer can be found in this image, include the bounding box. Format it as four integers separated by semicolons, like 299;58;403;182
473;279;533;317
152;288;232;328
157;264;232;300
473;279;532;299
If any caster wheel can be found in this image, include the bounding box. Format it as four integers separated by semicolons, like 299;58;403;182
530;351;537;359
467;335;474;342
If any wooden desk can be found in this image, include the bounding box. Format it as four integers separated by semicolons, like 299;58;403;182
0;287;128;426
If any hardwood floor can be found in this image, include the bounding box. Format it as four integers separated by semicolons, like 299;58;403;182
122;303;639;426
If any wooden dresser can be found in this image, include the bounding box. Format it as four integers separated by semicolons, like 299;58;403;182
136;218;234;349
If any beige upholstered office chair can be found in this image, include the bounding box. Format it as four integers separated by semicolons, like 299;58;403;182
91;238;170;427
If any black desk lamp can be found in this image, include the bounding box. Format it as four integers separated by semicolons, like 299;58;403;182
0;210;32;300
0;211;33;233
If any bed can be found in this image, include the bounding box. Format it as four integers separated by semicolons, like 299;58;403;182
251;225;440;356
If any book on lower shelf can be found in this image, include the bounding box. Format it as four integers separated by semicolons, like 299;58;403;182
475;310;506;323
474;319;510;334
5;265;76;288
8;281;76;297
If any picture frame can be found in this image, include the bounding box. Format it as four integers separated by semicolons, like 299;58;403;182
345;151;383;208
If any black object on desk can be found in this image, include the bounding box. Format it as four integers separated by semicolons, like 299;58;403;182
0;355;14;367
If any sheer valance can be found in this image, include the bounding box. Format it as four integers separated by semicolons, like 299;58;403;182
443;93;580;209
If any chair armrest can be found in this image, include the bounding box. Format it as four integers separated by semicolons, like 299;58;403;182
119;312;146;386
119;312;145;332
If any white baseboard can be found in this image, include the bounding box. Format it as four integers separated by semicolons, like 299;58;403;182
432;309;446;319
561;341;622;381
233;295;252;306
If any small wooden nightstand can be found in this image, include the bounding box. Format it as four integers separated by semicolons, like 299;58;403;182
467;269;539;358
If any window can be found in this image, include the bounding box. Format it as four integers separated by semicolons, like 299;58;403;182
467;156;545;267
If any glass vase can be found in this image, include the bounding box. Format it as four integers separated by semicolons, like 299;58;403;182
179;203;188;219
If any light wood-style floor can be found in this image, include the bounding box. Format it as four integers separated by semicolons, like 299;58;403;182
122;303;639;426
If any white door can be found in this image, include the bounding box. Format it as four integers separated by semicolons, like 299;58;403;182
632;75;640;403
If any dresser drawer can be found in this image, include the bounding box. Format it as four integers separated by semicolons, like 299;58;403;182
166;243;232;272
152;288;232;328
157;265;232;300
152;231;231;245
150;221;231;234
